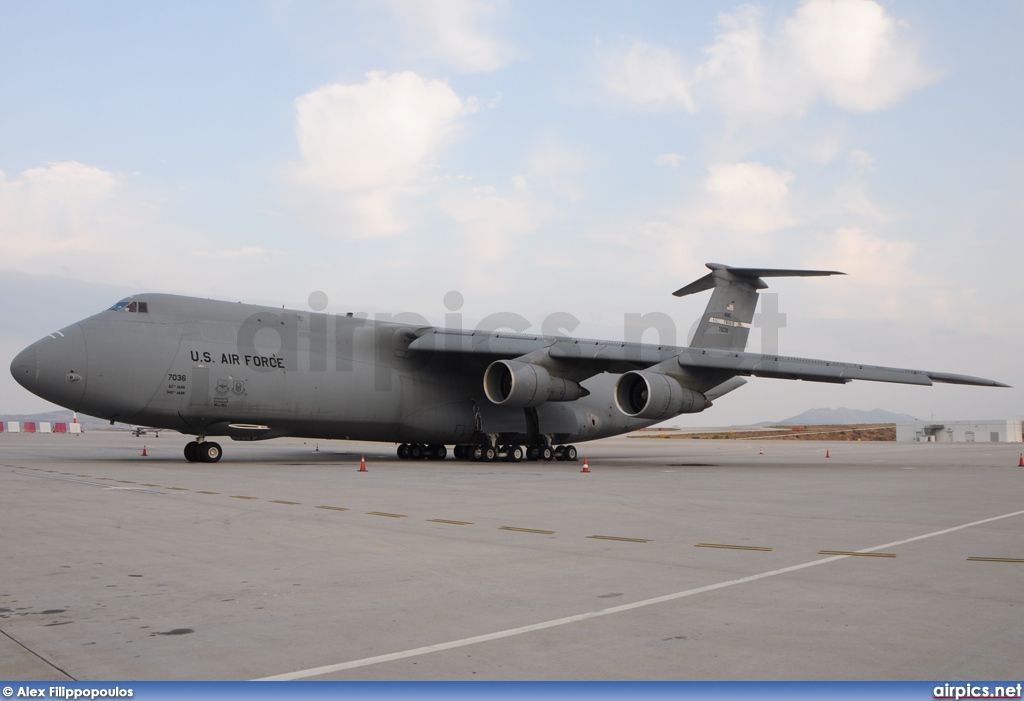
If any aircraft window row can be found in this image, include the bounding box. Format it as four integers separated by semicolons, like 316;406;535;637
109;300;149;313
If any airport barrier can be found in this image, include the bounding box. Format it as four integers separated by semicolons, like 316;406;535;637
1;420;80;434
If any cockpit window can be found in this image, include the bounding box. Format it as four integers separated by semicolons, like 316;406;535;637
108;299;149;313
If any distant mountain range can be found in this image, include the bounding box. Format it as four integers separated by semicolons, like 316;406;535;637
768;407;917;425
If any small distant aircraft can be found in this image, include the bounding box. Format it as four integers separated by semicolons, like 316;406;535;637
130;426;164;438
9;264;1007;463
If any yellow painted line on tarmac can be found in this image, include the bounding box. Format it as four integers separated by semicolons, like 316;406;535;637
97;477;113;481
140;484;161;487
500;526;555;535
368;512;406;518
588;535;651;543
270;500;301;505
428;519;473;526
231;495;259;500
967;556;1024;563
117;480;135;484
818;550;896;558
696;543;774;552
316;505;349;512
165;487;188;491
197;491;219;495
77;475;90;477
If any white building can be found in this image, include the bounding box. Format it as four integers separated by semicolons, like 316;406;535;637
896;420;1023;443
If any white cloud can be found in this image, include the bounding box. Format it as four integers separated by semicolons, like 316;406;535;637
808;131;845;164
602;0;935;118
600;39;695;112
803;227;932;321
656;153;687;168
295;71;475;236
700;161;795;233
439;183;548;269
694;6;810;118
0;162;119;260
783;0;936;112
383;0;518;73
849;148;875;168
528;141;587;201
0;162;300;298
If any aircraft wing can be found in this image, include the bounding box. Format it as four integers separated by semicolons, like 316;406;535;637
674;347;1008;387
408;328;1008;388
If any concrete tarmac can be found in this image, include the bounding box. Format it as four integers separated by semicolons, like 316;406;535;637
1;431;1022;680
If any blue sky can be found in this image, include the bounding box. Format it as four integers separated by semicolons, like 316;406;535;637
1;0;1021;424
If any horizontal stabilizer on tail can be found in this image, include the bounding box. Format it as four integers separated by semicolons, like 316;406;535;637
673;263;845;297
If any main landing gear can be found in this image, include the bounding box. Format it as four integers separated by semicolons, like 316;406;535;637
396;443;447;460
397;443;578;462
184;440;222;463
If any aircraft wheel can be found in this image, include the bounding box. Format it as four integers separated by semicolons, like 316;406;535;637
429;444;447;460
541;446;555;461
198;442;222;463
507;445;524;462
409;443;424;460
471;446;484;462
554;445;566;461
483;446;497;462
453;445;466;460
526;446;540;461
184;441;199;462
564;445;578;461
397;444;411;460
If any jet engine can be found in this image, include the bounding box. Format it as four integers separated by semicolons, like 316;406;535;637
614;370;709;421
483;359;587;407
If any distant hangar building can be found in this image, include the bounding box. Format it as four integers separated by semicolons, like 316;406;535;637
896;420;1022;443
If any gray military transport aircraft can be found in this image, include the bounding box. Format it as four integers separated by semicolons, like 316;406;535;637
10;263;1008;463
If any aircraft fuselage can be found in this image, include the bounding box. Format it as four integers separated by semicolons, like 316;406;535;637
11;294;650;449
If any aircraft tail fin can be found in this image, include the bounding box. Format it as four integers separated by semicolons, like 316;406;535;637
675;263;844;352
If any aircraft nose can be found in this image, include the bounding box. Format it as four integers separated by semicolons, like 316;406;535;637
10;324;89;408
10;345;38;388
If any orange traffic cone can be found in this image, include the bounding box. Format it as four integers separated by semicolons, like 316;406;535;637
826;449;831;458
315;444;319;452
358;455;367;472
142;445;148;457
759;447;763;455
1018;453;1023;467
581;457;590;473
